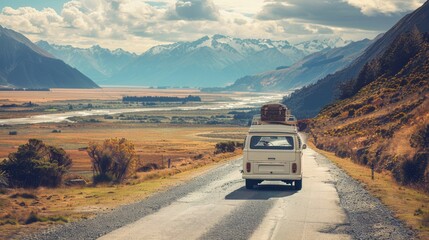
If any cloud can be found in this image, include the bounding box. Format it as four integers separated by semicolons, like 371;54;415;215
0;0;423;53
257;0;412;31
343;0;425;16
166;0;220;21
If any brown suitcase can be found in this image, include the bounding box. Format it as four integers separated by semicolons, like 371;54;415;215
260;104;287;122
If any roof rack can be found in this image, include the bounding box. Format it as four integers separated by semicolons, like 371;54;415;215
251;114;297;126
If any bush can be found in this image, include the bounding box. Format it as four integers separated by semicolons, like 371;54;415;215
87;138;137;183
410;124;429;150
214;141;236;154
0;139;72;188
393;153;428;184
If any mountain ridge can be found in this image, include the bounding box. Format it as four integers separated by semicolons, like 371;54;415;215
0;26;99;89
37;41;137;84
283;0;429;119
225;38;371;92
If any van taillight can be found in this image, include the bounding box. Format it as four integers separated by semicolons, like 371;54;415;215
246;162;251;172
292;163;297;173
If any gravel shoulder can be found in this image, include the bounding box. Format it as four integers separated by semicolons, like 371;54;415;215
313;151;417;240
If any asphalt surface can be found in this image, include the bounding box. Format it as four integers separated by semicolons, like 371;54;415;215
26;149;416;240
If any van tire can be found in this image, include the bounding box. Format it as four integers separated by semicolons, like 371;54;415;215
295;180;302;190
245;179;256;189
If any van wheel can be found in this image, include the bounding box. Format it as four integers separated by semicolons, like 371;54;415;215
245;179;256;189
295;180;302;190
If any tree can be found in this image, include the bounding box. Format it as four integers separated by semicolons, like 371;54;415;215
87;138;137;183
0;139;72;188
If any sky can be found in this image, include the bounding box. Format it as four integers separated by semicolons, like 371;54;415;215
0;0;425;53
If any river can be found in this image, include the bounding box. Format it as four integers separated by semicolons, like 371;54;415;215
0;93;284;125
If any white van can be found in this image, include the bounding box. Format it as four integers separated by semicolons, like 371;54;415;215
242;124;305;190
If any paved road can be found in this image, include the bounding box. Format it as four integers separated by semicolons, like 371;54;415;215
99;148;349;240
29;148;415;240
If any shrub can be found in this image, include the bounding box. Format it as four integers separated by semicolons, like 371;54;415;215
356;105;376;116
0;139;72;188
214;141;236;154
137;163;160;172
393;153;428;184
87;138;137;183
410;124;429;150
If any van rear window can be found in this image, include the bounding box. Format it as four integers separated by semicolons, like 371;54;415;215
250;136;294;150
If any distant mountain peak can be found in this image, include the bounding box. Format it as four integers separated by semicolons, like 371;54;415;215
295;37;353;54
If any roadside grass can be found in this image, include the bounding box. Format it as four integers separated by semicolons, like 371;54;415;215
0;151;241;239
309;142;429;239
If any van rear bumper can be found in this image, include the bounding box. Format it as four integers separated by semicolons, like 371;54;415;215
242;173;302;181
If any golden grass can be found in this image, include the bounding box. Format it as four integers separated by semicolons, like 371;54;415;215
0;117;247;239
309;142;429;240
0;123;247;172
0;151;241;239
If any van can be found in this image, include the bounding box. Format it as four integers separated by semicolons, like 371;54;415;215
242;105;305;190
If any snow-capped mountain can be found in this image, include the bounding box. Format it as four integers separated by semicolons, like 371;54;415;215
109;34;308;87
226;38;371;92
295;38;352;55
36;35;354;88
36;41;138;83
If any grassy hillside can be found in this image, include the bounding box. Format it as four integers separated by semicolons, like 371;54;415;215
309;30;429;192
283;1;429;119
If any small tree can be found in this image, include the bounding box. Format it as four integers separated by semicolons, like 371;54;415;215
214;141;236;154
0;139;72;188
87;138;137;183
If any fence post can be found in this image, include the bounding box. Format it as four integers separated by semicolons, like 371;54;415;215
168;158;171;168
371;163;374;180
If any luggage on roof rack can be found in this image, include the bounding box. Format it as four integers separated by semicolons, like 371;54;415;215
255;103;296;125
260;103;288;122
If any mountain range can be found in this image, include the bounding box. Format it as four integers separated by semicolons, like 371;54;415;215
225;38;372;92
36;41;138;83
283;0;429;119
109;34;306;87
38;35;351;87
0;26;98;89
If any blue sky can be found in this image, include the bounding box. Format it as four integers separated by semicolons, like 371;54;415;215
0;0;68;12
0;0;425;53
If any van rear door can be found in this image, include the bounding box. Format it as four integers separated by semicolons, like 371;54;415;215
247;135;296;175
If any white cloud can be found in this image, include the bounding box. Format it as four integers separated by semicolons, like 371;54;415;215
0;0;424;53
343;0;425;16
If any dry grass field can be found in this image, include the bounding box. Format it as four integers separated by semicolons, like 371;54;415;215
0;122;246;239
0;88;253;239
0;122;247;172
